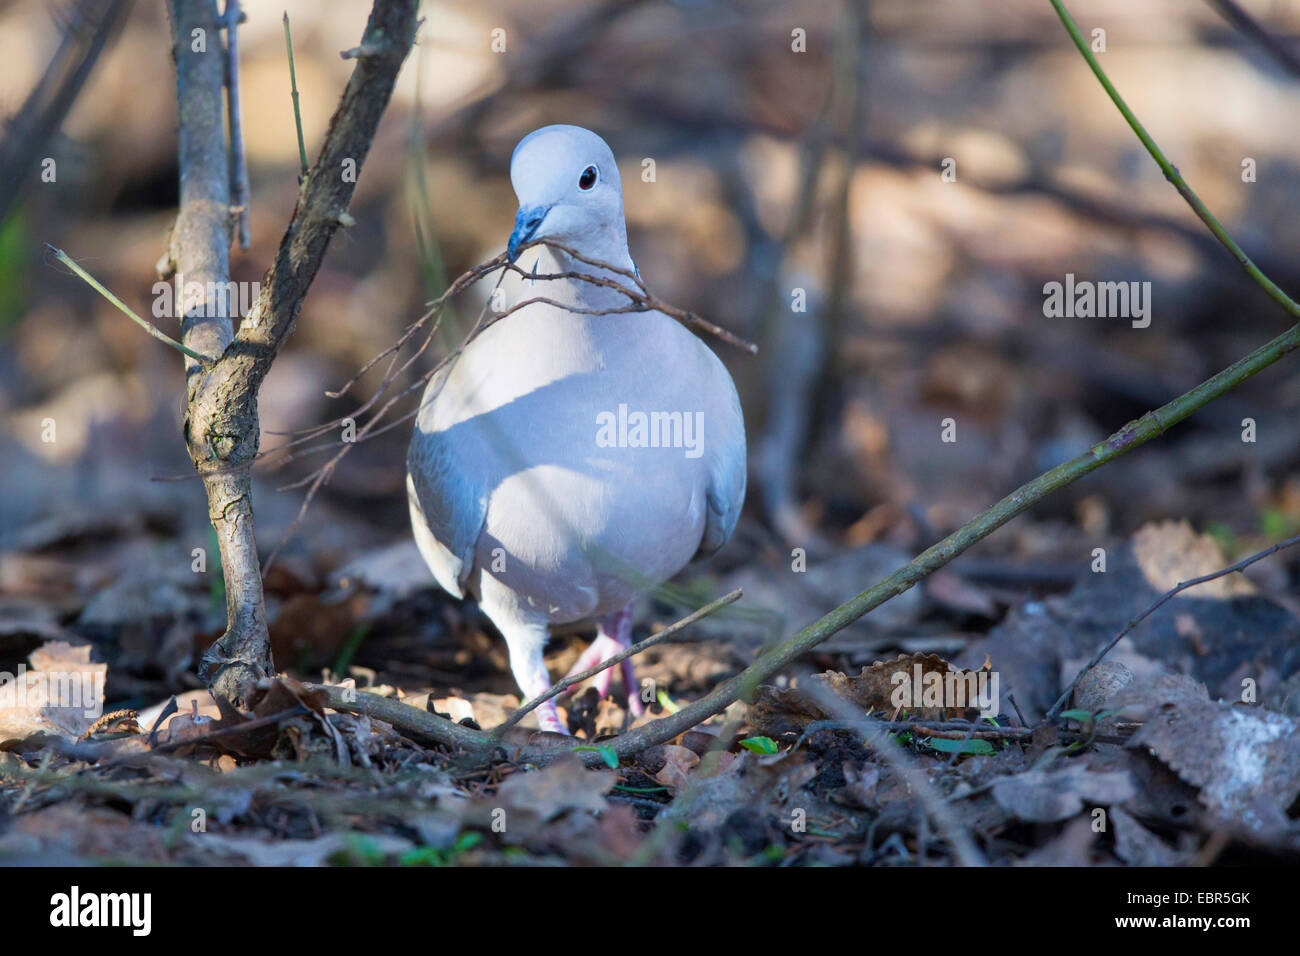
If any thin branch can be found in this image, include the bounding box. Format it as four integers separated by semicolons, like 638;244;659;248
559;246;757;354
223;0;250;249
496;588;743;734
1050;0;1300;320
587;318;1300;759
46;244;209;363
283;12;308;180
1046;530;1300;721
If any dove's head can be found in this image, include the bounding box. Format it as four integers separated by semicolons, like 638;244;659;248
506;125;627;263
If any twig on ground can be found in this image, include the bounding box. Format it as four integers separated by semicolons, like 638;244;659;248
310;683;498;753
1046;530;1300;721
497;589;743;734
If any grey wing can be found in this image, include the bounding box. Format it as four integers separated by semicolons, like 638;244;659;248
406;387;488;600
696;368;747;559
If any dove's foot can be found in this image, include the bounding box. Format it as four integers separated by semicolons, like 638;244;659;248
563;605;644;716
533;698;567;735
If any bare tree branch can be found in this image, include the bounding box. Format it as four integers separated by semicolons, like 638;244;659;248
167;0;418;710
222;0;251;249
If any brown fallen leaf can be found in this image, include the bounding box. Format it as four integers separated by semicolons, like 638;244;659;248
748;653;991;737
0;640;106;743
495;754;616;821
653;744;701;790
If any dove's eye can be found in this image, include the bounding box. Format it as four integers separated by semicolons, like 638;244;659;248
578;165;598;190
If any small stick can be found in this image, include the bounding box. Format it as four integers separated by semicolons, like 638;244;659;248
1046;530;1300;721
1005;690;1028;727
47;244;209;363
527;239;758;353
796;719;1032;743
496;588;744;734
283;12;308;180
223;0;251;248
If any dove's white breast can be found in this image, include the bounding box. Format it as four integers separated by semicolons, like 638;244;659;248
408;251;746;628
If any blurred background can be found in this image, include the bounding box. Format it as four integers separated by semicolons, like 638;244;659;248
2;0;1299;718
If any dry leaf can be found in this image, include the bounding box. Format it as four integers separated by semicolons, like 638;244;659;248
0;641;106;742
1114;677;1300;833
653;744;700;790
495;754;615;821
991;764;1136;823
748;653;991;737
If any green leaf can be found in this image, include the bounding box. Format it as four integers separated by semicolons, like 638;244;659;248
739;735;779;755
924;736;995;756
1057;708;1095;722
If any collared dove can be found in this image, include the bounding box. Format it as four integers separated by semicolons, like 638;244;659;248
407;125;746;734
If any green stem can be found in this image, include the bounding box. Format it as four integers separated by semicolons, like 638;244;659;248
47;244;209;363
283;12;308;179
1049;0;1299;319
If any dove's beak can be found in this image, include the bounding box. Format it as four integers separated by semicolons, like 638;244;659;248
507;205;550;262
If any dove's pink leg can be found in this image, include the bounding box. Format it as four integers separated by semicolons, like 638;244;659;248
596;606;644;715
560;607;643;714
564;634;618;680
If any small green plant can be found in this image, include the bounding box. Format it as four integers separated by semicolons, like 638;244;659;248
923;736;996;756
398;832;483;867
